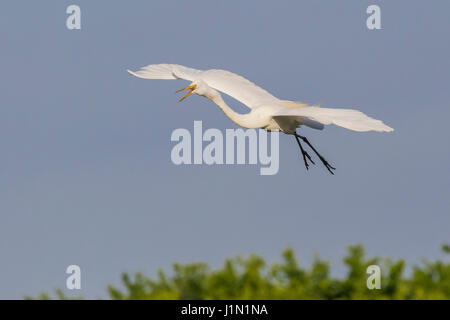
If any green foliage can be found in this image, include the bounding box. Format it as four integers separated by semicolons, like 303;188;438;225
29;244;450;300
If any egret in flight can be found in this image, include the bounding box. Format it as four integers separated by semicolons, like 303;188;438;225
127;64;393;174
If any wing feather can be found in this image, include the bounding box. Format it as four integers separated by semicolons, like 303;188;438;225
198;69;279;109
127;64;203;81
274;107;394;132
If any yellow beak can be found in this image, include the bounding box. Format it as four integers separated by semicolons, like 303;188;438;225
176;84;196;102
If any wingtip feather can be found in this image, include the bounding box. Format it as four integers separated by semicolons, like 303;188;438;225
127;69;139;78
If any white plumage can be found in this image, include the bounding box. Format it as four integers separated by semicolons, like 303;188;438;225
127;64;393;133
128;63;394;174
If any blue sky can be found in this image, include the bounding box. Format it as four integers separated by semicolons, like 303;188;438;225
0;1;449;299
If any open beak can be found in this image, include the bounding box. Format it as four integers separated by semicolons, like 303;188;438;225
176;84;196;102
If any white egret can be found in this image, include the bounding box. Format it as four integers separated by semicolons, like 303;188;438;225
127;64;394;174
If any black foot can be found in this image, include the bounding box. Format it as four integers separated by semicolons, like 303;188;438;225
296;134;336;175
294;135;315;170
317;156;336;175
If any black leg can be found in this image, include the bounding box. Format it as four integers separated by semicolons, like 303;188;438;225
294;135;315;170
295;133;336;175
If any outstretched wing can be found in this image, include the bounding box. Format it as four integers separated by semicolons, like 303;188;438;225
273;107;394;132
128;63;280;109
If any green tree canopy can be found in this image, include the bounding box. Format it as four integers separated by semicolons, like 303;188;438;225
28;244;450;300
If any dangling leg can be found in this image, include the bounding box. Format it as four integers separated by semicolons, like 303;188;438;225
295;133;336;175
294;134;315;170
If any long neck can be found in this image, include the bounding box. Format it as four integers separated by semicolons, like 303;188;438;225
209;93;260;129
